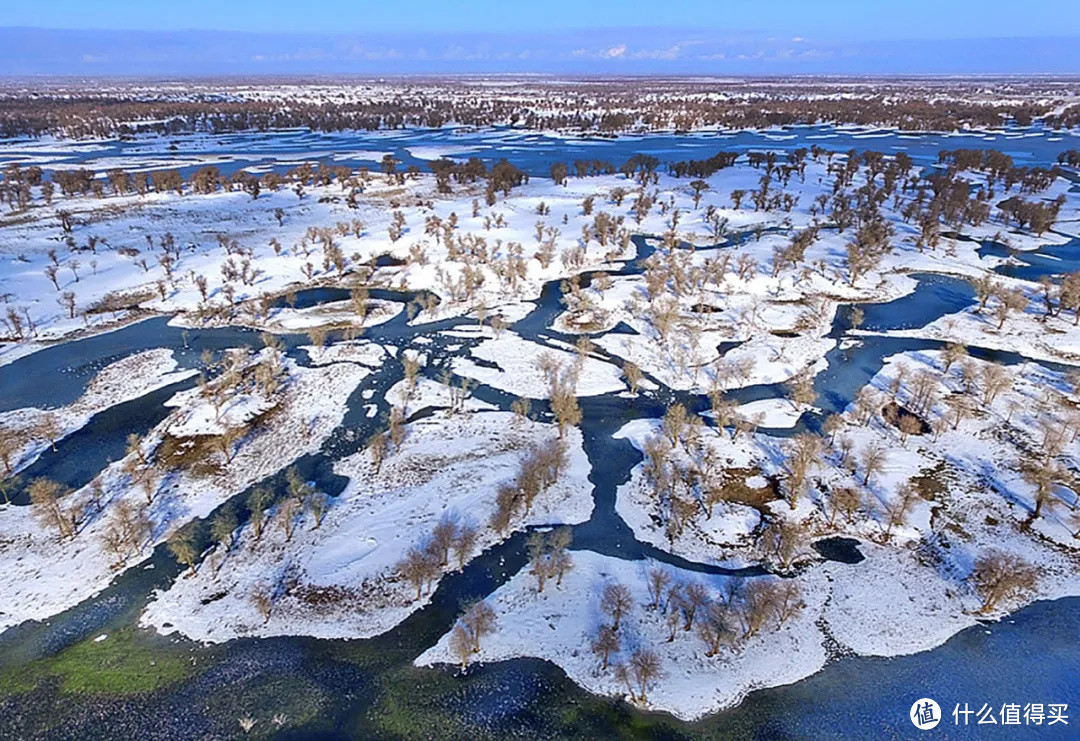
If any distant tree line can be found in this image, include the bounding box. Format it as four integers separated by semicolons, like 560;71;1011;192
0;79;1074;139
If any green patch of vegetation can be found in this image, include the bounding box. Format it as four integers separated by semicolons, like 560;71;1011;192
325;636;406;670
555;696;695;740
361;660;502;739
368;703;468;739
0;626;191;696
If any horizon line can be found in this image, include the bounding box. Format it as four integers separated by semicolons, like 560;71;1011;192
3;72;1080;81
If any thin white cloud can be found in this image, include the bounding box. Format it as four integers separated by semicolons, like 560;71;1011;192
630;40;702;60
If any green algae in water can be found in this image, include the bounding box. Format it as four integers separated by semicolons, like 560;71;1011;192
0;626;192;696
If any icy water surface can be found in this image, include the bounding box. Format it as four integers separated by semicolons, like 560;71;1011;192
980;235;1080;282
1;122;1078;179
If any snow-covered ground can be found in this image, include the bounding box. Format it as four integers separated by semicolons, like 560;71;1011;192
0;354;370;632
2;152;1076;378
613;418;767;567
451;331;625;398
861;301;1080;365
733;398;813;429
2;140;1079;720
415;535;1073;720
416;549;822;720
527;342;1080;716
141;409;593;641
0;348;196;475
246;298;402;334
388;375;498;415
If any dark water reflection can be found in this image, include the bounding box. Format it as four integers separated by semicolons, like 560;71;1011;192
979;235;1080;282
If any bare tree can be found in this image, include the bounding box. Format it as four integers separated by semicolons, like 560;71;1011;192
0;433;18;475
761;518;805;570
740;580;778;638
786;372;817;411
591;625;621;670
367;430;389;473
697;602;735;657
125;433;148;465
59;291;77;318
852;387;882;426
942;342;968;372
430;513;459;567
859;441;888;486
286;466;313;503
1021;460;1061;519
828;486;862;525
37;415;62;452
629;649;663;703
100;499;152;565
211;503;239;554
216;425;245;464
681;581;709;630
771;581;804;627
275;497;301;541
663;579;683;615
527;531;555;593
449;624;473;672
613;662;634;701
398;545;439;600
550;385;583;438
970;549;1037;613
307;327;329;355
387;406;407;450
169;522;201;575
452;521;479;569
525;527;573;592
623;361;643;396
251;584;274;624
511;397;532;423
460;599;498;653
689;179;710;208
0;472;21;505
490;483;520;535
969;275;998;314
646;565;672;610
29;477;74;539
994;288;1029;329
44;265;60;291
552;544;574;586
898;414;922;445
945;393;976;430
601;582;633;632
662;403;689;447
785;432;822;509
248;487;272;541
822;413;844;445
883;480;920;537
980;364;1012;407
306;490;330;529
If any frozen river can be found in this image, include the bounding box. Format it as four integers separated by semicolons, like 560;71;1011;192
2;122;1079;178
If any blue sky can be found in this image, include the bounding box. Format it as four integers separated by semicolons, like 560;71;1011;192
1;1;1078;75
